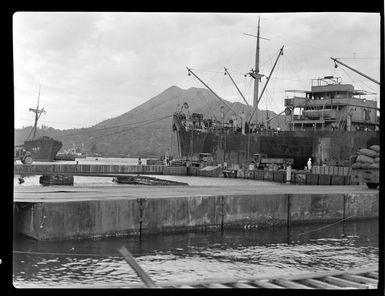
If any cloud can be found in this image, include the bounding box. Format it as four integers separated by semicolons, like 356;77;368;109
13;12;380;130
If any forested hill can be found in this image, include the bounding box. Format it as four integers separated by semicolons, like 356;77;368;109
15;86;285;157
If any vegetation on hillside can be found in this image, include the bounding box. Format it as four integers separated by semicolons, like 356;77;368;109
15;86;285;158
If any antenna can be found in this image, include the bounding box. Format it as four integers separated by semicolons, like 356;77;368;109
36;85;41;109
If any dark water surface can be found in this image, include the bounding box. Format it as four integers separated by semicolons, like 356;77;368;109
13;219;378;288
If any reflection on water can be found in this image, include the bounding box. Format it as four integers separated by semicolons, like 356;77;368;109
13;219;378;288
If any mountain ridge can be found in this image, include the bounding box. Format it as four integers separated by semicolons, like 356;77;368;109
15;85;285;157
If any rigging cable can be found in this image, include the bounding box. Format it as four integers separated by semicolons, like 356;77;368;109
188;68;229;120
55;115;173;138
260;48;282;68
338;66;377;93
222;68;244;118
284;47;308;90
91;115;173;140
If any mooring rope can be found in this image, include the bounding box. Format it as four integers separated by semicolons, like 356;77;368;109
297;215;357;236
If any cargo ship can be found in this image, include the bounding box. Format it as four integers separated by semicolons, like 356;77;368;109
172;19;380;169
21;89;63;161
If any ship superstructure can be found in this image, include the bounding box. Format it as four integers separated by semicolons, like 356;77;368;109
172;20;380;169
284;76;379;132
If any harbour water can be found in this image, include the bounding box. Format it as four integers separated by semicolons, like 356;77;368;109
13;220;378;288
13;157;378;288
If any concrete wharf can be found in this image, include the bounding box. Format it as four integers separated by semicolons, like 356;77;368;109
14;183;378;241
14;163;172;176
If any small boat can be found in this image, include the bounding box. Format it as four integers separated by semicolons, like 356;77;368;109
22;87;63;162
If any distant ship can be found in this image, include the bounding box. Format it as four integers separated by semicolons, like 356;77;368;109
172;19;380;169
22;88;62;161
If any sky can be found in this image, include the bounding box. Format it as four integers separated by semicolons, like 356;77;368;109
13;12;381;130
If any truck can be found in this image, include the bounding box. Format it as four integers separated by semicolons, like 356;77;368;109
350;169;379;189
14;146;33;164
250;153;294;170
171;153;214;168
187;152;214;167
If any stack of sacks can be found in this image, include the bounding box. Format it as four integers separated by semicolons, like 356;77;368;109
351;145;380;169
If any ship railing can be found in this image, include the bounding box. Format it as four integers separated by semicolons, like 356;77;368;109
187;126;286;136
251;130;284;136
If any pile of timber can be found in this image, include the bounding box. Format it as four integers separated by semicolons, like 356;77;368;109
112;175;188;186
39;174;74;186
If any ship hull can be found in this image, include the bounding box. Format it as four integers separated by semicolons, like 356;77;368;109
23;137;63;162
176;130;380;169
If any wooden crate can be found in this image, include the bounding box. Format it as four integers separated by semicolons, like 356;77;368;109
294;172;306;185
312;165;320;175
344;175;351;185
306;174;319;185
337;167;344;176
254;170;264;180
331;175;345;185
318;174;331;185
164;166;187;176
187;166;198;176
273;171;285;183
323;166;329;175
318;166;325;175
263;171;274;181
343;167;351;176
247;170;255;179
331;166;337;175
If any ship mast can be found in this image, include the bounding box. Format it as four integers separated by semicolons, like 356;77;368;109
28;86;45;140
253;17;261;120
247;46;284;123
245;18;267;124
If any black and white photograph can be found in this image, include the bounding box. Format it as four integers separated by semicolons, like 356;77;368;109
12;11;380;289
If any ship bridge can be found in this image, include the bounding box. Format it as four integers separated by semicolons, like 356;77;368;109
284;76;379;131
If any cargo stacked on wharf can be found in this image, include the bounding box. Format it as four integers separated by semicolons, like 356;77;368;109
14;161;375;187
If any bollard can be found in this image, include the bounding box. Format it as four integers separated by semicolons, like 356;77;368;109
286;165;292;184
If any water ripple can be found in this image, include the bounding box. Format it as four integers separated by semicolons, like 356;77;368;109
13;219;378;288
